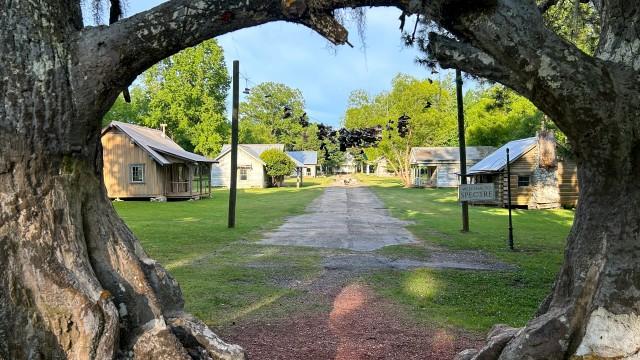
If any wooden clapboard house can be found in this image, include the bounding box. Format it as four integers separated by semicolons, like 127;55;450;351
410;146;496;187
466;131;579;209
101;121;216;200
211;144;306;188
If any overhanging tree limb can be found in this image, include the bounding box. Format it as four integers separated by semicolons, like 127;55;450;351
426;33;523;92
75;0;413;112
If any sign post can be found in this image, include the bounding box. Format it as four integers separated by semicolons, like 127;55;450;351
456;69;469;232
506;148;514;250
228;60;239;228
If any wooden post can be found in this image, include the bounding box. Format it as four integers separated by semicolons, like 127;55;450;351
228;61;239;228
506;148;514;250
456;69;469;232
189;164;193;196
199;164;203;195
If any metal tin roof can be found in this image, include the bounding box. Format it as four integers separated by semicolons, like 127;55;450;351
410;146;496;164
286;151;318;166
467;137;537;174
217;144;297;165
103;121;216;165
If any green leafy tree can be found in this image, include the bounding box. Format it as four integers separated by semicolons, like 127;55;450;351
260;149;297;187
344;74;457;187
101;87;149;126
465;85;570;151
542;0;600;55
465;86;543;146
240;82;307;150
104;39;230;156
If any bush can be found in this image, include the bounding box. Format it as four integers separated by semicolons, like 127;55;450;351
260;149;297;187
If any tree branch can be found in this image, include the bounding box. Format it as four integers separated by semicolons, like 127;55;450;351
427;33;527;94
422;0;634;145
73;0;419;122
595;0;640;69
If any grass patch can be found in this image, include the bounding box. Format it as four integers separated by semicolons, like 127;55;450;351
357;175;574;332
114;177;328;326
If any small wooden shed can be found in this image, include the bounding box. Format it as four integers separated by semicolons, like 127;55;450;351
466;131;579;209
410;146;496;187
101;121;215;200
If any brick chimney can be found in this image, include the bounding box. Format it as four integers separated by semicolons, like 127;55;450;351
537;128;557;169
160;124;167;138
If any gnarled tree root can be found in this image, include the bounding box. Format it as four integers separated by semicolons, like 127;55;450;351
0;164;245;359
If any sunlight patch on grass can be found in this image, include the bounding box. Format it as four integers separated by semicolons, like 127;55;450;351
219;291;290;324
176;217;200;222
114;183;328;326
358;176;574;332
404;270;440;300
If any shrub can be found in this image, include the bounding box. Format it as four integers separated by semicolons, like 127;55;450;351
260;149;297;187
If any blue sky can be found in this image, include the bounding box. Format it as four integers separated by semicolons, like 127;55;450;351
86;1;458;126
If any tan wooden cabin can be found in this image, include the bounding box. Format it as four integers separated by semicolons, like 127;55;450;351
466;131;579;209
101;121;216;200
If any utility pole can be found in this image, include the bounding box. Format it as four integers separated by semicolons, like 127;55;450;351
228;60;239;228
506;148;514;250
456;69;469;232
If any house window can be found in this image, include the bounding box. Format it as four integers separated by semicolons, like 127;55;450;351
129;164;145;183
239;168;248;181
518;175;531;187
306;167;311;176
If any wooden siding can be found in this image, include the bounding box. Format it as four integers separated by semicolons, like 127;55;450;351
500;146;537;206
212;150;267;188
558;159;579;207
471;142;579;209
412;161;478;188
102;130;165;198
303;166;317;178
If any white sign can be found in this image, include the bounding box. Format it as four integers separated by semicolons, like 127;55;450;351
459;183;496;202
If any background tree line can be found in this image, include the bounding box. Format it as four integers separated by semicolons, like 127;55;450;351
343;74;567;186
104;44;564;172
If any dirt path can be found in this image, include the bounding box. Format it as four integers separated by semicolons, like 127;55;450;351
222;281;482;360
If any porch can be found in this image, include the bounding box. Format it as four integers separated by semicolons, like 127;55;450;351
412;164;437;187
164;162;212;199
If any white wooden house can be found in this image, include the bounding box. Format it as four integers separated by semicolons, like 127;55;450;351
211;144;305;188
410;146;496;187
286;151;318;177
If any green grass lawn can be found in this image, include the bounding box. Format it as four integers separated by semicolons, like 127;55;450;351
357;174;574;331
115;174;574;334
114;177;330;326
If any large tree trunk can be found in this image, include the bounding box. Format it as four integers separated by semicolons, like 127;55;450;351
0;1;246;358
426;1;640;358
493;140;640;359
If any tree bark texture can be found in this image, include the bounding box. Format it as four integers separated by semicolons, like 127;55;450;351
424;1;640;359
2;0;640;359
